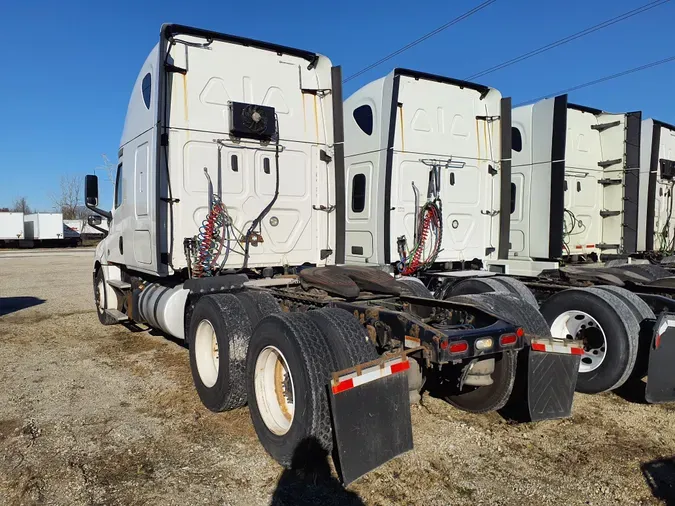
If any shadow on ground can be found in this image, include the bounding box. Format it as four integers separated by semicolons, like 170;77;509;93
642;456;675;505
0;296;45;317
270;438;364;506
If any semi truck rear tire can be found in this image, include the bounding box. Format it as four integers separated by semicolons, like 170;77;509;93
593;286;654;323
94;269;119;326
447;282;550;340
188;294;251;412
442;352;518;413
398;277;433;318
307;308;378;368
246;312;337;467
539;288;639;393
235;290;280;327
491;277;539;308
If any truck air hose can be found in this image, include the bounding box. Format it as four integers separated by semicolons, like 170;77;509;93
399;201;443;276
193;196;228;277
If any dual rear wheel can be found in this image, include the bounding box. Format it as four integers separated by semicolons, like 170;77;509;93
187;292;377;467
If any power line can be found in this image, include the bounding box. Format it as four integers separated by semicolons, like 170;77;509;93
343;0;497;84
465;0;670;80
515;55;675;107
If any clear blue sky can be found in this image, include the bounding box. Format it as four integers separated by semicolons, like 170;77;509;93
1;0;673;210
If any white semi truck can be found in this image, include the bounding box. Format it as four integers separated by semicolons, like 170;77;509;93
85;24;579;484
343;79;675;403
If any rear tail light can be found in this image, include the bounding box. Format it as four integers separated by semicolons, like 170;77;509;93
449;341;468;354
500;333;518;346
475;338;493;351
655;333;662;349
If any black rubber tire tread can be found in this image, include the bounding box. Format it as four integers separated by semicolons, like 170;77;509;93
539;288;639;393
448;292;551;341
448;277;508;296
440;291;546;413
398;277;434;318
491;277;539;308
397;276;432;295
443;352;518;414
234;290;281;327
246;312;338;467
593;286;655;322
617;263;672;281
447;280;550;340
307;308;379;370
94;269;119;326
188;294;251;412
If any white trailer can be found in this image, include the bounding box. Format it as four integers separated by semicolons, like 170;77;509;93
24;213;64;240
0;212;25;244
21;213;80;247
84;25;577;485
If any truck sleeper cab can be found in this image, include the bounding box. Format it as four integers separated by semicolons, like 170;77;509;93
509;94;641;265
481;95;675;402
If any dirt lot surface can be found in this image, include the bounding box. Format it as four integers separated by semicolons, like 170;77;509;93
1;252;675;505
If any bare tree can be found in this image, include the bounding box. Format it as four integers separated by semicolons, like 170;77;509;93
0;207;10;212
95;154;116;190
11;197;31;214
52;175;84;220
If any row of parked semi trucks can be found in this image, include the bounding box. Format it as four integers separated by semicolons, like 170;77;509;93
0;212;108;247
82;24;675;485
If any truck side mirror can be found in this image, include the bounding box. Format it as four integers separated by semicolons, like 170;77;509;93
85;175;99;206
84;174;112;220
88;215;102;226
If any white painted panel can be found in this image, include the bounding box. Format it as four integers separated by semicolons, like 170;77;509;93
133;230;152;264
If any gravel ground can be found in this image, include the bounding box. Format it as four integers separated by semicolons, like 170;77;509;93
1;252;674;505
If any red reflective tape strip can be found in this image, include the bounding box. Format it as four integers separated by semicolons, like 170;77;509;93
571;347;584;356
587;244;595;248
531;342;546;352
575;245;582;249
332;378;354;395
390;360;410;375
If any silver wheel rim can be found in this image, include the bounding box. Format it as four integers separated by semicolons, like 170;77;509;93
96;279;105;311
254;346;295;435
195;320;219;388
551;310;607;373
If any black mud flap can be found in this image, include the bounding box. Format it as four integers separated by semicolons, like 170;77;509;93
646;314;675;403
329;356;413;485
527;341;581;421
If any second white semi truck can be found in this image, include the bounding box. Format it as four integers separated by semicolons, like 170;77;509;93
343;76;675;404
